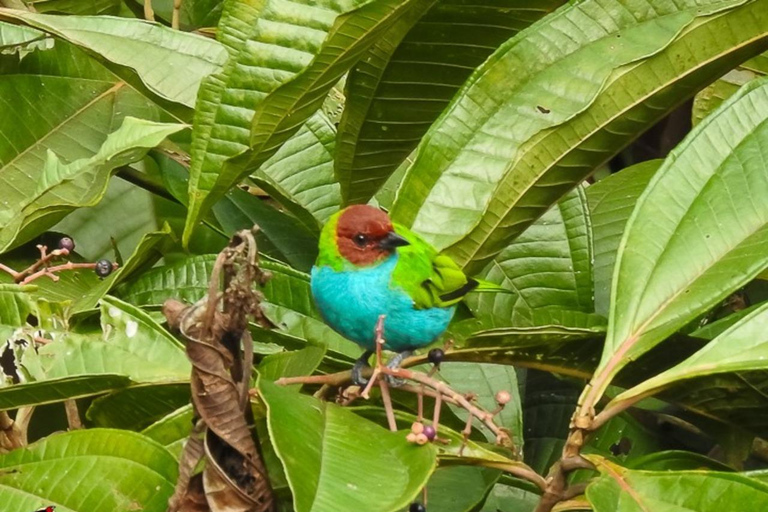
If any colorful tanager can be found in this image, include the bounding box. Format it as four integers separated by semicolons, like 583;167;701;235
311;205;480;384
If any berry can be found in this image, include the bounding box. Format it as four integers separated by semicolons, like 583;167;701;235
406;433;417;443
409;503;426;512
414;433;429;445
495;390;511;405
427;348;444;366
94;259;113;278
411;422;424;435
423;425;436;441
57;236;75;252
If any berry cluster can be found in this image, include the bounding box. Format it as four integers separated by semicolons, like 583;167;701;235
406;421;437;445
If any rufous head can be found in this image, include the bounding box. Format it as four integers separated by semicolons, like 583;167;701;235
335;205;409;266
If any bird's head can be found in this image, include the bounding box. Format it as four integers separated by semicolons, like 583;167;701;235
320;205;409;267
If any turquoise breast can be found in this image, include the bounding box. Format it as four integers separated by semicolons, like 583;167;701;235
310;255;455;352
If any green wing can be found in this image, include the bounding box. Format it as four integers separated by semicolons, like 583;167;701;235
391;223;479;309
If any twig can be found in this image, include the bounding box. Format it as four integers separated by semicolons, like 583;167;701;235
20;261;116;284
172;0;182;29
275;361;510;445
12;245;69;283
144;0;154;21
0;411;23;451
64;400;83;430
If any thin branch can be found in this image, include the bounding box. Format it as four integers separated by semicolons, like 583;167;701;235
64;400;83;430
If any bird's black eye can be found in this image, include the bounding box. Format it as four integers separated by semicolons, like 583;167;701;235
353;234;368;247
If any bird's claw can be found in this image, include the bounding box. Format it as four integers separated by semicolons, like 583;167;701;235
351;351;373;386
384;351;411;388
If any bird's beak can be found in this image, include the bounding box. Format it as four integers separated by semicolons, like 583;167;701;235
378;231;410;250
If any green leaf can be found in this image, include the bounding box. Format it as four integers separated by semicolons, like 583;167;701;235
260;379;437;512
390;0;768;273
479;483;540;512
0;375;133;411
0;41;164;248
0;117;184;253
418;466;500;512
439;362;523;450
692;51;767;126
336;0;565;205
54;175;164;261
257;345;327;390
466;187;594;327
608;302;768;411
0;429;177;512
141;404;194;457
0;10;227;107
690;302;765;340
692;68;762;126
29;0;122;15
586;456;768;512
0;284;34;326
0;19;51;57
183;0;430;244
587;161;661;317
117;253;216;306
0;296;190;410
86;382;191;430
628;450;733;472
596;74;768;392
255;110;341;226
213;187;319;272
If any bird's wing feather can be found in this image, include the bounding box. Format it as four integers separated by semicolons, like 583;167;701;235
391;224;478;309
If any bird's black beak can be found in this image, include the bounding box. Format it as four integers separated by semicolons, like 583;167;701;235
378;231;410;250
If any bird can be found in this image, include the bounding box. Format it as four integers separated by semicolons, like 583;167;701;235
311;204;482;384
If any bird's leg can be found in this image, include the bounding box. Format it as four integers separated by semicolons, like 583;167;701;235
385;350;412;387
351;350;373;386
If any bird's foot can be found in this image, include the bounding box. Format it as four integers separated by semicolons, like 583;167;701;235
385;351;412;388
351;350;373;386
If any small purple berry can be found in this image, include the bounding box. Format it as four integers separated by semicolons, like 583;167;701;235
409;503;426;512
94;259;113;278
57;237;75;252
423;425;436;441
427;348;444;367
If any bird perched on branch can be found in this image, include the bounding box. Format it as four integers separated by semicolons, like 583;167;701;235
311;204;492;384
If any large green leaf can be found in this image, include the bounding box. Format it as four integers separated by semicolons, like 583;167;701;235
418;466;500;512
260;380;437;512
390;0;768;273
595;75;768;394
336;0;565;205
29;0;122;15
213;187;319;271
0;116;183;253
466;186;593;327
0;296;189;410
0;42;164;250
54;175;164;261
0;284;33;326
586;456;768;511
0;429;177;512
439;362;523;450
587;161;661;316
183;0;430;244
607;302;768;412
86;382;191;430
692;52;768;125
0;10;227;108
0;19;51;57
254;110;341;227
